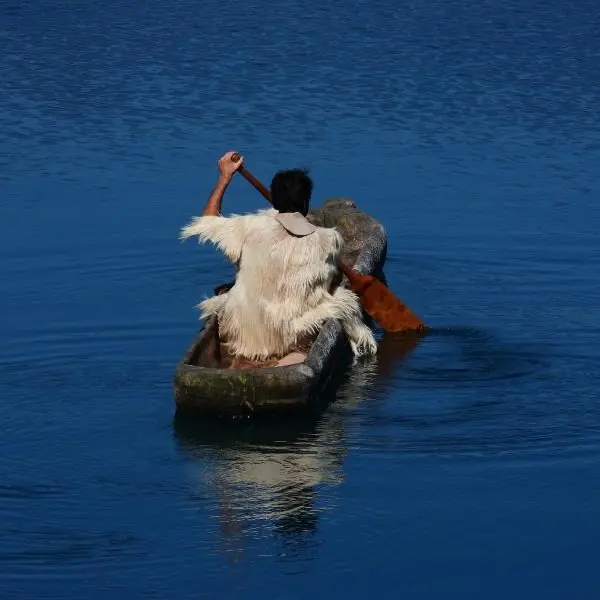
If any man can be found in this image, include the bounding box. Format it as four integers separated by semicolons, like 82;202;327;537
180;151;377;364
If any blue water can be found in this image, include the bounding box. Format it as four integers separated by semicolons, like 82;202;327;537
2;0;600;597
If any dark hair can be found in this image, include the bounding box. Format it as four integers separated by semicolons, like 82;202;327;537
270;168;313;216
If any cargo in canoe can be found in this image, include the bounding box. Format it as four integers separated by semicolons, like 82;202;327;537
173;198;387;417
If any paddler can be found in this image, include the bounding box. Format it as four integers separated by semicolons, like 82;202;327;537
180;151;377;365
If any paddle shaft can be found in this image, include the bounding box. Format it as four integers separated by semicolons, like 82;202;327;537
237;164;271;201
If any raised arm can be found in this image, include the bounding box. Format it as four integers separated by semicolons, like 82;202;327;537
202;151;244;216
180;151;250;265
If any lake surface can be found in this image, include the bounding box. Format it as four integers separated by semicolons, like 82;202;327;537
1;0;599;597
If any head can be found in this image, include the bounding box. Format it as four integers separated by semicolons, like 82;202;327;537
270;168;313;216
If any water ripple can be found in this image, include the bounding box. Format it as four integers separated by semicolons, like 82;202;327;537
389;327;549;387
332;328;600;459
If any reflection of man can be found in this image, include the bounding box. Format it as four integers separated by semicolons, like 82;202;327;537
199;440;344;560
176;356;385;560
180;151;377;365
216;443;345;516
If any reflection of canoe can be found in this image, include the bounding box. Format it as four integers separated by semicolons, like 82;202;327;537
173;198;388;417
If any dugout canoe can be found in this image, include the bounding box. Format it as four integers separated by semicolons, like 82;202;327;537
173;198;388;417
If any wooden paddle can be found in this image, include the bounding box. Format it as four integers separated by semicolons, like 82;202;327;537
230;153;425;333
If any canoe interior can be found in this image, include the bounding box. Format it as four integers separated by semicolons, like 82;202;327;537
187;316;314;371
174;315;348;414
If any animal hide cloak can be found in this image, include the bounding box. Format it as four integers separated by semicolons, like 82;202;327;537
180;208;377;360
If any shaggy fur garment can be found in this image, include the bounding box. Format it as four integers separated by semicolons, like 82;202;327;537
180;208;377;360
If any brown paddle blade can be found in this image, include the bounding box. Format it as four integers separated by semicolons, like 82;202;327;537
230;153;426;332
337;263;425;332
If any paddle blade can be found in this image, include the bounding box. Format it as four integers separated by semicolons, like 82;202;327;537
359;276;425;332
339;264;425;333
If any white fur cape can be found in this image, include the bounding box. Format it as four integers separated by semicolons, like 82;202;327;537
180;208;377;360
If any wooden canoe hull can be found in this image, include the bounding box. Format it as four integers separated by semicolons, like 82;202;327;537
173;198;387;416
